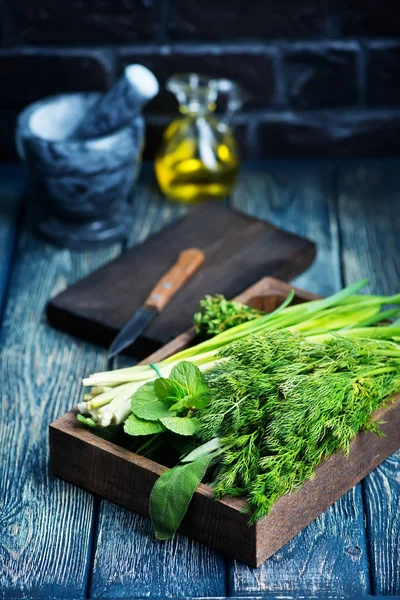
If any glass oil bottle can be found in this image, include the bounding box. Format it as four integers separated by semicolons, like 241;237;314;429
155;74;243;204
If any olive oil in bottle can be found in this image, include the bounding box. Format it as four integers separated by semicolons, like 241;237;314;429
155;74;241;204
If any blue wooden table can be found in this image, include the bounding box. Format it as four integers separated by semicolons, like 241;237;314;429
0;160;399;599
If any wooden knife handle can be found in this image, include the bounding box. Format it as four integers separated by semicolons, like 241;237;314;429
144;248;205;312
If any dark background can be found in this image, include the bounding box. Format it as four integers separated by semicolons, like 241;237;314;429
1;0;400;161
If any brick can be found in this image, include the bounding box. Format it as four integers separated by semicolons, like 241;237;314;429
0;110;18;161
119;46;276;113
0;0;12;47
258;109;400;157
231;121;249;159
0;0;4;45
169;0;325;40
284;43;359;110
328;0;400;37
13;0;162;43
366;42;400;106
0;49;113;111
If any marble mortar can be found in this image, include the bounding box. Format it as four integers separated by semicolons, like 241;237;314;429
17;92;145;249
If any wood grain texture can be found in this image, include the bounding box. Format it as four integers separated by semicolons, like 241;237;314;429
337;159;400;596
50;278;400;574
2;596;393;600
143;277;318;366
126;174;188;248
90;503;226;598
0;596;395;600
50;389;400;569
0;191;120;597
89;177;227;598
231;161;341;297
47;198;315;358
3;161;399;597
144;248;205;311
0;165;26;319
229;161;369;595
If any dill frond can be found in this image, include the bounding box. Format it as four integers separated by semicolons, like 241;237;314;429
200;331;400;523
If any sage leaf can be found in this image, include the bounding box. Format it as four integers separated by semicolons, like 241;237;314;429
131;381;169;421
154;378;186;406
160;416;200;436
149;454;213;540
124;413;165;436
181;437;221;463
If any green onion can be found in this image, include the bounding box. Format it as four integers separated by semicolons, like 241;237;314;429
78;279;400;426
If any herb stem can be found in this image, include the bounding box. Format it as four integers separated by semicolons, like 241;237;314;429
78;280;400;427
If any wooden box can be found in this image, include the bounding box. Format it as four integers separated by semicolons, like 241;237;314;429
49;277;400;567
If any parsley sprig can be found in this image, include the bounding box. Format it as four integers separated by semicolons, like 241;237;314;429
193;294;264;337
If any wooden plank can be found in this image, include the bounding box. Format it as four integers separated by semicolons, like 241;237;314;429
229;489;370;595
88;173;227;598
47;191;315;358
231;161;341;297
229;160;370;594
89;503;226;598
0;165;26;319
1;596;399;600
0;187;121;597
50;392;400;568
336;158;400;596
126;172;187;247
5;596;397;600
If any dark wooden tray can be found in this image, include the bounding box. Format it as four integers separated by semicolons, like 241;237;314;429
49;277;400;567
46;204;316;358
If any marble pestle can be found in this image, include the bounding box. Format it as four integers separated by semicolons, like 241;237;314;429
72;64;159;139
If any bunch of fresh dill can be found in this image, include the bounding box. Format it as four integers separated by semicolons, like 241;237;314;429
193;294;264;337
199;331;400;522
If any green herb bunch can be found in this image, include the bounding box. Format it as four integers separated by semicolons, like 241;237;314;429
193;294;264;337
79;279;400;428
124;361;211;439
200;331;400;522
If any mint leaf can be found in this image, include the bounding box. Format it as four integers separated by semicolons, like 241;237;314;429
131;381;170;421
169;362;211;409
149;454;213;540
160;416;200;436
170;362;205;395
124;413;165;436
168;397;192;412
154;378;186;407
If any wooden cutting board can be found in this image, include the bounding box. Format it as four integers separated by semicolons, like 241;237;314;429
46;203;316;358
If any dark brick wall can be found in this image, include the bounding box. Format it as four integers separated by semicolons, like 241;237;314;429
1;0;400;161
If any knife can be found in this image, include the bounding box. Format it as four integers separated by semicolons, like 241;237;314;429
107;248;205;359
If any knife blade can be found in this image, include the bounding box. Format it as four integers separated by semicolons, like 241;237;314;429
107;248;205;359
